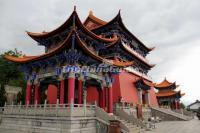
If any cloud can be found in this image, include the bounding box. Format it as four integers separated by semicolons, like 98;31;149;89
0;0;199;104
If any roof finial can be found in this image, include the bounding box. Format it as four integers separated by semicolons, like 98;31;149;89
118;9;121;14
89;10;93;15
74;5;76;11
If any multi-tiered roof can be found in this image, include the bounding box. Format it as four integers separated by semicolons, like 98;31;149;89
5;7;154;75
155;78;185;98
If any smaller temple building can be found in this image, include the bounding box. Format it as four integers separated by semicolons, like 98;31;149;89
154;78;185;110
187;100;200;112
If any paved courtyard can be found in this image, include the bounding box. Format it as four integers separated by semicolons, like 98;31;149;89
146;117;200;133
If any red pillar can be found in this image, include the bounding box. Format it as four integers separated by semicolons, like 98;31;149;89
175;101;178;110
99;89;103;108
68;73;75;104
25;82;31;105
60;79;65;104
102;88;106;109
105;87;108;111
108;86;113;113
78;79;83;104
177;101;180;109
34;84;40;105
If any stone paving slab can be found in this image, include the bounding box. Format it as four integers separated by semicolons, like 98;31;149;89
146;117;200;133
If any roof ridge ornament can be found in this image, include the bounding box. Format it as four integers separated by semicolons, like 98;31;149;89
74;5;76;11
72;6;77;28
118;9;121;14
89;10;93;15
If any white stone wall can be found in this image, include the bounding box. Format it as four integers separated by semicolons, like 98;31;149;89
189;103;200;110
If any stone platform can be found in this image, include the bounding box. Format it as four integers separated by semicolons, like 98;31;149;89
0;104;109;133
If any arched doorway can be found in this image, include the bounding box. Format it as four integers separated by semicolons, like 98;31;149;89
84;79;103;107
47;84;58;104
40;77;59;104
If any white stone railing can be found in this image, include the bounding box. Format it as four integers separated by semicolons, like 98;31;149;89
3;103;96;117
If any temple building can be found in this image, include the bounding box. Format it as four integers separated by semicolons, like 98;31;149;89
154;78;185;110
4;8;158;114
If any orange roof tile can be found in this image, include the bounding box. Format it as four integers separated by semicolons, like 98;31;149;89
84;11;107;30
156;90;181;97
154;78;176;88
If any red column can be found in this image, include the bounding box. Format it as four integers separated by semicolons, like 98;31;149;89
102;88;106;109
137;104;143;119
175;100;178;110
34;84;40;105
68;73;75;104
99;89;103;108
25;82;31;105
60;79;65;104
78;79;83;104
177;101;180;109
105;87;108;111
108;86;113;113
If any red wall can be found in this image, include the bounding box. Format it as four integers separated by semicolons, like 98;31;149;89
87;86;99;104
112;74;121;103
112;71;158;107
47;84;58;104
118;72;140;105
149;87;158;106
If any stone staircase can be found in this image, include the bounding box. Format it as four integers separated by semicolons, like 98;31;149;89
114;115;145;133
151;107;193;121
113;108;148;133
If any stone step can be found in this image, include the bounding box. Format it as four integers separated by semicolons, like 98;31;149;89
152;107;190;121
113;114;145;133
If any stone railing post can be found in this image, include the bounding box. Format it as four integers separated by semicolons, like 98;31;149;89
56;99;59;116
108;84;113;114
70;99;74;114
34;100;37;116
19;101;22;109
94;101;97;107
83;89;87;116
44;99;47;116
11;101;14;114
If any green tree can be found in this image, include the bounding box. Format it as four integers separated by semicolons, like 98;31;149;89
0;49;26;106
180;103;186;109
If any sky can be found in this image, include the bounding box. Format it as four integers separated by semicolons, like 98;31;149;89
0;0;200;105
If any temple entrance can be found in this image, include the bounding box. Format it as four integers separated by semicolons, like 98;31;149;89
47;84;58;104
87;86;99;104
85;78;103;107
40;77;59;104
